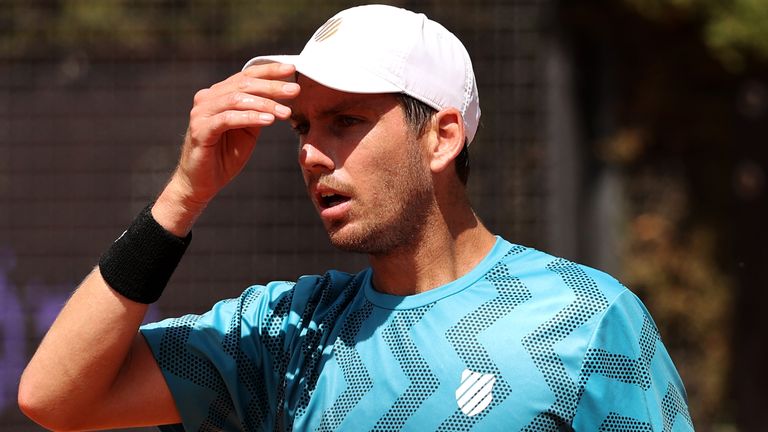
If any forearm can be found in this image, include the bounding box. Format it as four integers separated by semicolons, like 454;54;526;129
18;190;196;429
20;153;238;429
18;268;150;428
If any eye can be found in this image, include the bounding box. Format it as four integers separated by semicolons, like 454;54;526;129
335;115;362;128
291;121;309;136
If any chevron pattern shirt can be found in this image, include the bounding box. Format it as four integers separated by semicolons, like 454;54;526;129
140;237;694;431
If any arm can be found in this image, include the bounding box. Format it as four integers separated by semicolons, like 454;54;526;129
571;290;693;430
18;62;300;431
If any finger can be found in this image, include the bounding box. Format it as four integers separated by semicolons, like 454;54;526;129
209;74;300;101
211;63;294;94
189;110;277;147
242;62;296;80
199;91;293;121
209;62;296;94
238;78;300;101
228;93;291;120
238;93;293;120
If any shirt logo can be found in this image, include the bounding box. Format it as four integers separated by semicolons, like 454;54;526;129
313;17;342;42
455;369;496;416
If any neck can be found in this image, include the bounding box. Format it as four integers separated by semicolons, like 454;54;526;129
368;199;496;296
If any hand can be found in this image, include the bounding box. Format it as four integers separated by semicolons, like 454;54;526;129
174;62;300;207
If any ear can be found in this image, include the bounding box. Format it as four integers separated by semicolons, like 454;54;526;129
427;108;465;174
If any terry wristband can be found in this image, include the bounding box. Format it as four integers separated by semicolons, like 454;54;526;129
98;203;192;304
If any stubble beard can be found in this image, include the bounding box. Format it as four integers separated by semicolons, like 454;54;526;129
326;145;434;256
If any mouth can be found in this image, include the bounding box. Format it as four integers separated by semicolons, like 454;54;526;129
318;191;351;209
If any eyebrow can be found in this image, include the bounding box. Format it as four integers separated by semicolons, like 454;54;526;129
290;95;392;124
290;101;357;124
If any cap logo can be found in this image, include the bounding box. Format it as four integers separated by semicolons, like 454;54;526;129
313;17;342;42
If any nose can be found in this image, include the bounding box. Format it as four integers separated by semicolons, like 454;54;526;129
298;140;335;176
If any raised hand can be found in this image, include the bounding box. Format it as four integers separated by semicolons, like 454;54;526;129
176;62;299;208
152;62;300;235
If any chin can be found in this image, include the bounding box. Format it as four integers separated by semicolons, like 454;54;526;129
326;223;417;257
324;194;432;256
327;231;378;254
324;222;379;254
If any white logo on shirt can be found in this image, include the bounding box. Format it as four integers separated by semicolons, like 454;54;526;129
455;369;496;416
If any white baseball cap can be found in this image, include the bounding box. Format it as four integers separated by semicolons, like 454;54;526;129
243;4;481;144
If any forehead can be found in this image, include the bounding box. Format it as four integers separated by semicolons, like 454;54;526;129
289;76;401;120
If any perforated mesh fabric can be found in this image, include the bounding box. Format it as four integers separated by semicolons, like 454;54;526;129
141;238;693;431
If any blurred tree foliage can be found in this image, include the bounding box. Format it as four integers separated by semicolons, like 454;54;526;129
565;1;768;430
0;0;385;59
625;0;768;70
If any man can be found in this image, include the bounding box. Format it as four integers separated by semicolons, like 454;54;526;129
18;4;693;431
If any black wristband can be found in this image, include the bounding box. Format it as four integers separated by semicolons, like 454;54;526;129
99;203;192;304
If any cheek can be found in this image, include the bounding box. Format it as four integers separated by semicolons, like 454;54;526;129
361;152;403;189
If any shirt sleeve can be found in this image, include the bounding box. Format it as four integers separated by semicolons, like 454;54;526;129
571;290;695;431
140;281;295;432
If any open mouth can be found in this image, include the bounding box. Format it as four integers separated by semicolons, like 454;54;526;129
319;192;351;209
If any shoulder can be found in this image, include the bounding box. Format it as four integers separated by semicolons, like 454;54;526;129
232;268;367;301
228;268;370;319
291;269;368;299
495;239;628;306
142;268;370;335
493;240;649;358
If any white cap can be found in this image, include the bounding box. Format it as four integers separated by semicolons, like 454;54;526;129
243;4;481;144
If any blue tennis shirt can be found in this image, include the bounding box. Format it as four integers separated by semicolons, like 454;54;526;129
141;237;694;431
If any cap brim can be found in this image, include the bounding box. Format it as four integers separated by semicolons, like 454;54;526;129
243;55;402;95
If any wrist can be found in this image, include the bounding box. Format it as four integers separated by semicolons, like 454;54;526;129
152;175;210;237
99;203;192;304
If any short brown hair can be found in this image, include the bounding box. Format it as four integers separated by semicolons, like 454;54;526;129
395;93;470;185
